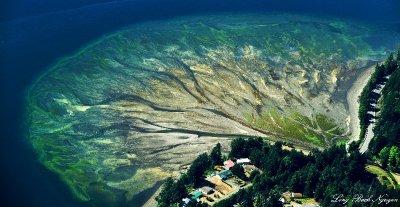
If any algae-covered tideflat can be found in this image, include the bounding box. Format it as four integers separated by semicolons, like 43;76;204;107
26;13;400;206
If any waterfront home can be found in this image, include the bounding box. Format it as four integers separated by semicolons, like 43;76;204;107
223;160;235;170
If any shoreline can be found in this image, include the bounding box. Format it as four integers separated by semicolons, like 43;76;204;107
142;185;163;207
346;65;376;144
128;64;377;207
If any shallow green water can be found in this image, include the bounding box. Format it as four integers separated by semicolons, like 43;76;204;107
26;13;400;206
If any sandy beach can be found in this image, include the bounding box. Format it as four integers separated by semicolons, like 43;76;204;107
346;65;376;144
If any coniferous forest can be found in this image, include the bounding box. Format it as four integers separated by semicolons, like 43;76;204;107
370;70;400;172
359;50;400;172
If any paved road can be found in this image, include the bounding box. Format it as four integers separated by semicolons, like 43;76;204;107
359;82;387;153
359;123;375;153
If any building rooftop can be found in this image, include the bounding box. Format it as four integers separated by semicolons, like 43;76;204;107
224;160;235;169
190;190;203;199
218;169;232;179
181;198;191;206
292;192;303;198
282;191;303;202
236;158;251;164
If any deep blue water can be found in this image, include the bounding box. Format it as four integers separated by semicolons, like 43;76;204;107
0;0;399;206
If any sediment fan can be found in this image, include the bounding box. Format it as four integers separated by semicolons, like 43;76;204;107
26;14;400;206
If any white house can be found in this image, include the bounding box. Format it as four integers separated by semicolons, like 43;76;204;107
236;158;251;164
180;198;190;207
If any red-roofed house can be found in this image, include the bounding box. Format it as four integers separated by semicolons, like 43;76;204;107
223;160;235;170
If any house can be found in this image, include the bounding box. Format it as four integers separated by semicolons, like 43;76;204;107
217;170;232;180
236;158;251;164
180;198;190;207
199;186;213;195
224;160;235;170
282;192;291;204
282;191;303;203
292;192;303;198
279;197;285;203
190;191;203;201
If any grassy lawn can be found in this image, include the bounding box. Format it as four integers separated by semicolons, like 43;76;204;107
392;173;400;184
294;198;319;205
365;165;398;189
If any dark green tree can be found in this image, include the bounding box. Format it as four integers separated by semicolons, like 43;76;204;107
187;153;212;186
229;137;246;158
249;148;263;166
210;143;223;165
249;170;260;182
156;177;179;207
348;141;361;152
379;146;390;168
289;173;302;192
231;164;247;181
265;189;283;207
388;146;400;171
186;202;208;207
384;53;396;74
397;49;400;67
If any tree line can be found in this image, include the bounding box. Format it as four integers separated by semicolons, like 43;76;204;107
367;50;400;172
157;137;400;207
215;138;399;207
358;50;400;143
